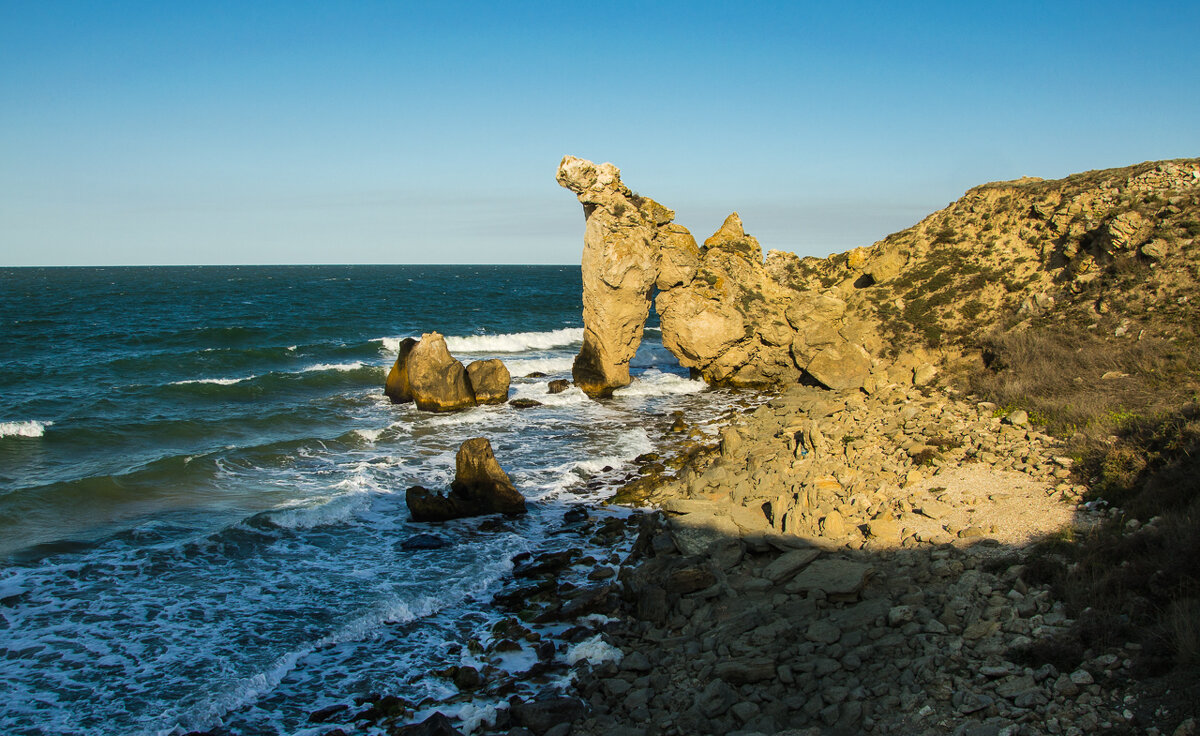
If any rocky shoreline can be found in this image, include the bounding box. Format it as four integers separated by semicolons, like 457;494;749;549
314;154;1200;735
305;379;1194;736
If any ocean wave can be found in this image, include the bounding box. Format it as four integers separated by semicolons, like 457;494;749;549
352;427;385;443
612;370;706;398
374;328;583;356
0;420;51;438
503;357;575;376
261;493;370;530
170;377;252;386
302;361;370;373
166;362;380;391
446;327;583;353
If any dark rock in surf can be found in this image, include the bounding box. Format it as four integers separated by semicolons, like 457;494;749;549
465;359;511;404
398;533;449;550
307;704;350;724
510;398;543;409
547;379;570;394
392;712;464;736
563;505;588;524
406;438;527;522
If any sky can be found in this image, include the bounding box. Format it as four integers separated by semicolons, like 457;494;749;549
1;1;1197;266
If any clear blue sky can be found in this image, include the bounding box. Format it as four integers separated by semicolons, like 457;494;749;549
2;1;1197;266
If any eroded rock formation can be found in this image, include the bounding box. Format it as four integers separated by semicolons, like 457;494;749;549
465;359;510;405
556;156;668;397
560;156;1200;397
386;333;511;411
406;437;526;521
557;156;874;394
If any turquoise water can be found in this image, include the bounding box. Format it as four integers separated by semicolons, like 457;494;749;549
0;266;728;735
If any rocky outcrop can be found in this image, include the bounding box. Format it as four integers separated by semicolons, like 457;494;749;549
557;156;874;393
384;337;418;403
386;333;511;411
556;156;674;397
406;437;526;521
560;156;1200;394
465;359;510;404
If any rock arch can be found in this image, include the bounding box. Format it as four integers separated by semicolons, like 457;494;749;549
557;155;833;397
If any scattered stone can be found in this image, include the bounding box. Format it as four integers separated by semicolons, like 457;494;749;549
392;712;463;736
510;697;586;735
762;547;820;582
788;559;872;597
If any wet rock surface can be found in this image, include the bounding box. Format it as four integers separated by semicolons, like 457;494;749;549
406;438;527;521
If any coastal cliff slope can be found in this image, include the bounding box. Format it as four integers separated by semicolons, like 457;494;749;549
771;158;1200;386
559;156;1200;406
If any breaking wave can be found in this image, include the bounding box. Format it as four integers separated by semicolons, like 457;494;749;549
0;420;51;438
374;328;582;356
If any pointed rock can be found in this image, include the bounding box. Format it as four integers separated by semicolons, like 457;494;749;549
406;333;476;412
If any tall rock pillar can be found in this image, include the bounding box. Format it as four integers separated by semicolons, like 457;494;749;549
557;156;665;397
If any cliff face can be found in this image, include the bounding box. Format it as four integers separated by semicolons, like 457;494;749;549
559;156;1200;396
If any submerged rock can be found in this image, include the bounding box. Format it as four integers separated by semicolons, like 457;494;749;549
406;438;527;522
398;533;450;550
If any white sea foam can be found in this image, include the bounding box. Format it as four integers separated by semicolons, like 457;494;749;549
454;702;503;734
503;357;575;376
303;361;370;372
0;420;51;438
612;370;707;397
508;381;591;407
169;377;251;386
264;493;370;529
566;634;623;666
353;427;385;443
446;327;583;353
374;328;583;356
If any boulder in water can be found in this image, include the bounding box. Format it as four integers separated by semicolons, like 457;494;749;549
384;337;419;404
392;712;464;736
547;379;570;394
465;359;510;404
406;438;527;522
405;332;477;412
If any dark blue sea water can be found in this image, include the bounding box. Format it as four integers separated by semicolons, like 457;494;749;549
0;266;736;735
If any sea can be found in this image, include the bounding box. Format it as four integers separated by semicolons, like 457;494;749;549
0;265;750;736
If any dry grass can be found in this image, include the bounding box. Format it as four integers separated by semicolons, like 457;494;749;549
972;323;1200;674
970;327;1200;443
